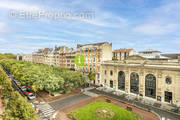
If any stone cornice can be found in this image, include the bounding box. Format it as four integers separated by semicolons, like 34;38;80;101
102;62;180;71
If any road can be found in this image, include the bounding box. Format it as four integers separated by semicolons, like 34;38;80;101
0;65;25;97
49;93;90;111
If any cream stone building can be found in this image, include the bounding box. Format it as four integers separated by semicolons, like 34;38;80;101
101;55;180;106
113;48;136;60
65;48;76;70
77;42;112;84
44;53;54;66
17;54;32;62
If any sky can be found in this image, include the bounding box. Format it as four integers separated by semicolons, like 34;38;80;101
0;0;180;54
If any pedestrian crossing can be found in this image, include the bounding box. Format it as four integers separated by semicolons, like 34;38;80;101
36;103;55;119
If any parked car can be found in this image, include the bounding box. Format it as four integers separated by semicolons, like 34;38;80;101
13;79;21;86
19;85;27;91
23;90;32;96
27;93;36;100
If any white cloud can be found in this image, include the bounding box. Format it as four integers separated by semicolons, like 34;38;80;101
61;30;93;37
0;1;41;10
132;1;180;35
0;0;128;29
133;23;176;35
76;12;128;28
0;38;6;42
23;35;69;42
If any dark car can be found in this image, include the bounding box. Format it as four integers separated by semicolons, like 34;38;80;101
23;90;32;96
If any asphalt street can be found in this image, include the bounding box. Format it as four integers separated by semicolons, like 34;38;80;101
0;65;25;97
49;93;90;111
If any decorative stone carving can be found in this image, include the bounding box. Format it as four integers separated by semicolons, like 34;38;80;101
131;68;138;72
157;88;162;95
146;70;154;74
158;72;162;78
166;88;170;92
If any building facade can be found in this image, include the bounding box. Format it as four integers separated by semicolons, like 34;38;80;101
77;42;112;84
65;49;76;70
32;51;45;64
44;53;54;65
17;54;32;62
113;48;136;60
57;46;69;67
139;49;168;59
101;55;180;106
32;48;52;64
16;54;23;61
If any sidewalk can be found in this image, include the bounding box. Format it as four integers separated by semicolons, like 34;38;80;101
83;87;98;97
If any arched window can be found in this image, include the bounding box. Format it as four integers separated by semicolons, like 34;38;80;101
130;72;139;94
118;71;125;90
145;74;156;99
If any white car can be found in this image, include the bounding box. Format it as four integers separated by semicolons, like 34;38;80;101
27;93;36;100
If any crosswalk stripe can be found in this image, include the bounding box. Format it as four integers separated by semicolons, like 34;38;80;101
36;103;55;118
42;109;54;112
41;108;53;111
41;108;54;111
43;110;54;113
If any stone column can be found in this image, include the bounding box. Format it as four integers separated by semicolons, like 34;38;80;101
125;70;130;93
139;70;145;97
114;66;118;91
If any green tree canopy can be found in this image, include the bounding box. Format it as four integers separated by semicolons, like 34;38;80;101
0;59;85;94
88;70;95;81
0;66;37;120
0;53;16;60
